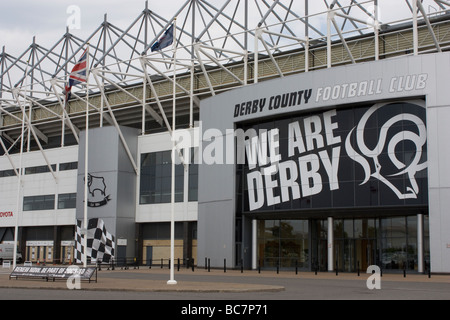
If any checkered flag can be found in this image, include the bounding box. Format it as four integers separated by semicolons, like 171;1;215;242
75;218;115;264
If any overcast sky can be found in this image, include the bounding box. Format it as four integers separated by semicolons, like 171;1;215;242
0;1;444;57
0;0;173;55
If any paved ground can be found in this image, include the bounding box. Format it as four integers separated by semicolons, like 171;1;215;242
1;265;450;301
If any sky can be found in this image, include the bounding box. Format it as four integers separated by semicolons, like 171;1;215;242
0;1;445;59
0;0;168;54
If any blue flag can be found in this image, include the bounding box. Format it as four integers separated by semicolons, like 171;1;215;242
151;24;174;52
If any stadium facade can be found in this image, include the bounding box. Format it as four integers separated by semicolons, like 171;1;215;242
1;1;450;273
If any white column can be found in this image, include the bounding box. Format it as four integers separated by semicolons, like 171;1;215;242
417;213;424;273
327;217;334;272
327;10;332;69
252;219;257;270
412;0;419;56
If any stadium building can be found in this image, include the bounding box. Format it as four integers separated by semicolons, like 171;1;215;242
1;0;450;273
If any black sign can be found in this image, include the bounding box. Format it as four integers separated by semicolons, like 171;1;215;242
238;101;428;213
10;266;96;281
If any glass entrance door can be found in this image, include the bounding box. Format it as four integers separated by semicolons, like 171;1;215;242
356;239;377;272
334;218;378;273
335;238;377;272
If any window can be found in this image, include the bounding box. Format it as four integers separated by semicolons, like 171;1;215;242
140;149;199;204
58;193;77;209
59;162;78;171
140;151;184;204
25;164;56;175
23;195;55;211
0;169;16;178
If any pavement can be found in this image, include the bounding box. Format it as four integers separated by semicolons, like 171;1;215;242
1;264;450;293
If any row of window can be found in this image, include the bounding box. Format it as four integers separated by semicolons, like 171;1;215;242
23;193;76;211
140;150;198;204
9;148;199;208
0;162;78;178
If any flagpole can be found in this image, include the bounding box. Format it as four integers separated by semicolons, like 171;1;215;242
168;17;177;286
83;46;90;268
12;62;29;269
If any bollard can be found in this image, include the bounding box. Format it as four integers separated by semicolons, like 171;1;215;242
357;261;360;277
177;258;180;271
335;260;338;276
224;259;226;273
403;264;406;278
258;260;261;274
161;258;163;269
208;258;210;272
191;258;195;272
295;260;298;275
149;258;152;269
112;258;115;271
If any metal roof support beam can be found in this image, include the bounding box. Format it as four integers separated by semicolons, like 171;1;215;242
91;69;138;175
94;70;163;126
140;57;172;132
194;43;215;96
260;0;298;42
50;78;80;144
257;31;284;78
435;0;450;6
329;11;356;65
52;79;115;126
11;89;57;182
141;58;193;97
196;45;245;85
15;92;61;120
0;135;19;177
416;0;442;52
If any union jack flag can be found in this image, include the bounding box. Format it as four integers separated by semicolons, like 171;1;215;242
64;48;88;104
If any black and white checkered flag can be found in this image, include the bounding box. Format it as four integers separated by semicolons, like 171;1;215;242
75;218;115;263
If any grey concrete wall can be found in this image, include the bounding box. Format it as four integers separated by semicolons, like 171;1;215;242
77;125;139;260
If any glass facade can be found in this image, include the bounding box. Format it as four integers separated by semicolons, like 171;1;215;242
257;220;309;269
257;216;430;272
140;150;199;204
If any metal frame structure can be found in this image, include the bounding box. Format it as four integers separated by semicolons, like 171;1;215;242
1;0;450;177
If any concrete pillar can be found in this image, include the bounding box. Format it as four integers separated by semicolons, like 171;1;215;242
252;219;257;270
327;217;334;272
417;213;424;273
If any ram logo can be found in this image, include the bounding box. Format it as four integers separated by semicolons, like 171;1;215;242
345;101;427;200
84;174;111;208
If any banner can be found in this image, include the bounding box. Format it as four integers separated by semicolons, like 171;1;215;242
10;266;96;281
240;100;428;212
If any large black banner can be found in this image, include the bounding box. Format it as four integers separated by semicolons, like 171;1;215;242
239;100;428;213
10;266;96;281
